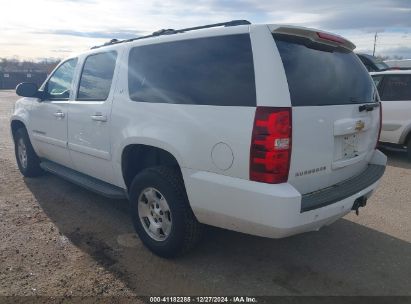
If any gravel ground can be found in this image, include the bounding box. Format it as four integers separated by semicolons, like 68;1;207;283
0;90;410;297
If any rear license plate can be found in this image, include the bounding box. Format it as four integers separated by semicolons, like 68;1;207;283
342;134;359;159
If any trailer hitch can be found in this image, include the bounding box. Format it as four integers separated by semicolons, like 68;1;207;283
352;196;367;215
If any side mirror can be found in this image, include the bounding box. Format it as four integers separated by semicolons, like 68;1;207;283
16;82;39;98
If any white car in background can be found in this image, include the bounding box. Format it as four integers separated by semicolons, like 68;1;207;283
384;59;411;70
371;70;411;159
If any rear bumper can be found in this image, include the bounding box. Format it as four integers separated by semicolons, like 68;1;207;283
301;163;385;212
183;150;387;239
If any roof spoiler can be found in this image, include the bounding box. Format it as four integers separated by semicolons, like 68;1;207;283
271;26;356;51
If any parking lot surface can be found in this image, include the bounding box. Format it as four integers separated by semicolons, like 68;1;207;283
0;90;410;296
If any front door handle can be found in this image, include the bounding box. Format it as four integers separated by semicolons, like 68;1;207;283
91;113;107;122
53;111;65;119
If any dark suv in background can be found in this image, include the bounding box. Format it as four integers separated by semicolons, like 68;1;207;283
357;53;389;72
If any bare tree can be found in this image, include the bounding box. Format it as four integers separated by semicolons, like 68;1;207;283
0;58;60;73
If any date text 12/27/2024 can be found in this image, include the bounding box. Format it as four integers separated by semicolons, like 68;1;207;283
149;296;258;303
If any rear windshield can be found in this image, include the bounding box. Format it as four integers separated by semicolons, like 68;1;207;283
273;34;375;106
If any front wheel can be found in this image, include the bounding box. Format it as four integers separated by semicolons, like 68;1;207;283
14;128;43;177
129;167;203;258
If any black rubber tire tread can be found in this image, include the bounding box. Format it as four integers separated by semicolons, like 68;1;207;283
14;128;43;177
129;166;203;258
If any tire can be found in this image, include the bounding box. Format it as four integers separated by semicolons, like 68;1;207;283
407;137;411;161
129;166;203;258
14;128;43;177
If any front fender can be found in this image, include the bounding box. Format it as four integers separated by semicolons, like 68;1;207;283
10;97;33;138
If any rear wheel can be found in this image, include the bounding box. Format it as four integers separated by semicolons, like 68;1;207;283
14;128;43;177
129;166;203;258
407;137;411;160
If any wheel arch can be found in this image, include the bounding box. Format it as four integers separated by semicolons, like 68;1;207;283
399;124;411;145
10;119;27;141
404;130;411;146
120;143;184;190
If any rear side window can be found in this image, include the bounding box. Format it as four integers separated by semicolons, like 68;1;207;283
77;51;117;101
274;34;375;106
128;34;256;106
380;75;411;101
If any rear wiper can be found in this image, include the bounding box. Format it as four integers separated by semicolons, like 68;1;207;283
359;103;380;112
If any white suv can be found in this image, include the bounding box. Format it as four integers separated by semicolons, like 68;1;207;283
11;21;387;257
371;70;411;159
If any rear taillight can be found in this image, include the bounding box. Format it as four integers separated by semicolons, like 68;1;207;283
376;102;382;149
250;107;292;184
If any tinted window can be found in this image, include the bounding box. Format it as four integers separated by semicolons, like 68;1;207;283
372;75;384;88
357;54;389;72
357;55;375;72
46;58;77;100
376;62;389;70
380;75;411;101
128;34;256;106
77;51;117;100
274;34;375;106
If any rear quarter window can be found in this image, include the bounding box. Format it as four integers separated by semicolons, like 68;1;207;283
274;34;375;106
128;34;256;106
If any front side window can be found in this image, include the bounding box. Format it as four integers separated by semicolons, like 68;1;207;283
128;34;256;106
380;75;411;101
46;58;77;100
77;51;117;101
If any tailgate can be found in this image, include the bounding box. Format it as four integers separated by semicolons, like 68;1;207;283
290;105;380;194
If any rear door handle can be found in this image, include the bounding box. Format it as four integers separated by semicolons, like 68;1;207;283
91;113;107;122
53;111;65;119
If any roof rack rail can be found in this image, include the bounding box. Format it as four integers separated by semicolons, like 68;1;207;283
91;19;251;49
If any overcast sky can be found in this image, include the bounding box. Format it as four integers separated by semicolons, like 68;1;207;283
1;0;410;60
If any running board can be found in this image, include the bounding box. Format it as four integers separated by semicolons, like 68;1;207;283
40;161;127;200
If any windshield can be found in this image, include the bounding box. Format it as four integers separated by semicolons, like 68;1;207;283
375;62;389;70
